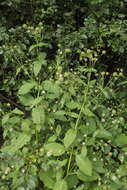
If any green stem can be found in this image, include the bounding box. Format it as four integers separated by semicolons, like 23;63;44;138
66;148;73;176
74;98;86;130
66;69;92;176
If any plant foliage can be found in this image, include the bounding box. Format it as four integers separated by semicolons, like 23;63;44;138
0;0;127;189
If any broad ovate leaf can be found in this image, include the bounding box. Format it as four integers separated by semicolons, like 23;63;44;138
19;94;34;106
43;80;61;95
1;133;31;155
66;175;79;189
44;143;65;156
39;168;55;189
18;80;35;95
53;179;68;190
32;105;45;125
76;155;92;176
63;129;77;149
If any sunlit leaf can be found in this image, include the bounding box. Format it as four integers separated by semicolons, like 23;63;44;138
81;146;87;158
12;108;24;115
32;105;45;125
18;80;35;95
53;179;68;190
43;80;62;95
63;128;77;149
44;143;65;156
39;168;55;189
66;175;79;189
29;42;49;52
76;155;92;176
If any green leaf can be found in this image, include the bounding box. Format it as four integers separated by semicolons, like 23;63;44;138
33;61;42;76
2;113;10;125
66;101;79;110
76;155;92;176
100;87;114;99
56;125;61;136
17;188;25;190
53;111;67;121
117;165;127;177
115;135;127;146
12;108;24;115
1;133;31;155
18;80;35;95
32;106;45;125
44;143;65;156
82;107;94;117
27;176;36;189
81;146;87;158
93;160;105;174
54;111;66;116
21;119;31;132
122;147;127;152
54;179;68;190
56;168;64;181
102;89;110;99
66;175;79;189
66;112;79;118
48;135;57;142
63;129;77;149
117;80;127;86
29;42;48;52
39;168;55;189
93;129;112;139
77;170;99;182
57;159;67;168
43;80;61;95
30;96;42;108
19;94;34;106
33;53;47;76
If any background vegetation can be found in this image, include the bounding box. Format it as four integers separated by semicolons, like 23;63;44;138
0;0;127;189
